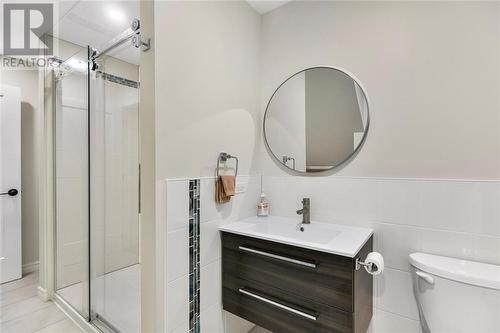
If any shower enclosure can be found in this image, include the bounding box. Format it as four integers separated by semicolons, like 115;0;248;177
52;22;143;333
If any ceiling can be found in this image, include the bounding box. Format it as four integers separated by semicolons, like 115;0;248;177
50;0;291;65
52;0;140;64
246;0;291;14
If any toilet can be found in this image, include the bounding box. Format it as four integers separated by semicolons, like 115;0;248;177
409;252;500;333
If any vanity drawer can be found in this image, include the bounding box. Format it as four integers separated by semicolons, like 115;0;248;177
223;274;353;333
221;232;354;312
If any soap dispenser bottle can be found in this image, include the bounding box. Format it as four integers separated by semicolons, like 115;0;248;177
257;192;270;217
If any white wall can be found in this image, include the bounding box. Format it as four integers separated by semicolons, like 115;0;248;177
260;1;500;331
261;1;500;179
0;65;40;270
155;0;261;179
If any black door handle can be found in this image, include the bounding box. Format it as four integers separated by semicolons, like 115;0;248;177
0;189;18;196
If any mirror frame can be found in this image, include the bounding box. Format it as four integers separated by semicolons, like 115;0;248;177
263;66;371;175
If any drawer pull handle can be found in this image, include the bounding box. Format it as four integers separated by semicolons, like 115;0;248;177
239;288;318;321
238;246;317;268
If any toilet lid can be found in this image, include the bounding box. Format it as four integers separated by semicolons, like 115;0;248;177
409;252;500;290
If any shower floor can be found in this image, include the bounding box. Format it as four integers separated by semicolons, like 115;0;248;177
57;264;141;333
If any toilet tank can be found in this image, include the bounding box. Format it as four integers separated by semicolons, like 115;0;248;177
409;253;500;333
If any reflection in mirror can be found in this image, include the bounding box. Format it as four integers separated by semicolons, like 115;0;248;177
264;67;369;173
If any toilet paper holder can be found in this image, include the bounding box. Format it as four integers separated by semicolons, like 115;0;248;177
355;257;375;271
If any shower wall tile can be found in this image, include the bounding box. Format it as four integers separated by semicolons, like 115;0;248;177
55;177;87;288
56;179;86;239
417;228;476;262
263;175;500;329
165;176;260;333
61;241;86;266
473;235;500;264
200;303;225;333
375;222;500;272
165;179;190;287
264;176;500;237
375;268;419;321
59;262;86;289
166;226;189;282
200;260;222;311
374;223;419;271
166;275;189;333
166;180;189;231
170;321;189;333
200;178;219;223
201;220;222;265
56;150;86;179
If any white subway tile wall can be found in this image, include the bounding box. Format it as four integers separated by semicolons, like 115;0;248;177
166;175;500;332
166;273;189;332
264;175;500;331
165;176;260;333
166;227;189;282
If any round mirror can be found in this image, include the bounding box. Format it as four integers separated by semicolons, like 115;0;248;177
264;66;370;174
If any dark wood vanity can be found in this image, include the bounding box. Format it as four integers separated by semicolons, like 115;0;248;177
221;232;373;333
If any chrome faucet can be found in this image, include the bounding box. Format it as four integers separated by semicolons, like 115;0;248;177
296;198;311;224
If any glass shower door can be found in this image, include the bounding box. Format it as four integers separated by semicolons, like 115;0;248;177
53;38;140;333
89;47;141;333
54;48;90;318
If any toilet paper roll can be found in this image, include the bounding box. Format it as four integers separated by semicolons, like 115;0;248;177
364;252;384;275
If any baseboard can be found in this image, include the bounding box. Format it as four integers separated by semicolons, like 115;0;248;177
37;286;49;302
53;293;101;333
22;261;39;274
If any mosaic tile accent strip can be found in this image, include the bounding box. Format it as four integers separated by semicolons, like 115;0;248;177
189;179;201;333
96;71;139;89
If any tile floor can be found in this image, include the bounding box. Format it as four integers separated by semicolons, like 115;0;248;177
0;272;82;333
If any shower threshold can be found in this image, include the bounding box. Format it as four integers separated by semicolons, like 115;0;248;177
57;264;141;333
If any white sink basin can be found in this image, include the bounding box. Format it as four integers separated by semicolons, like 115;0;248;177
219;216;373;257
246;218;339;245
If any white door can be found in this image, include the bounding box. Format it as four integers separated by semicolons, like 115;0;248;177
0;85;22;284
